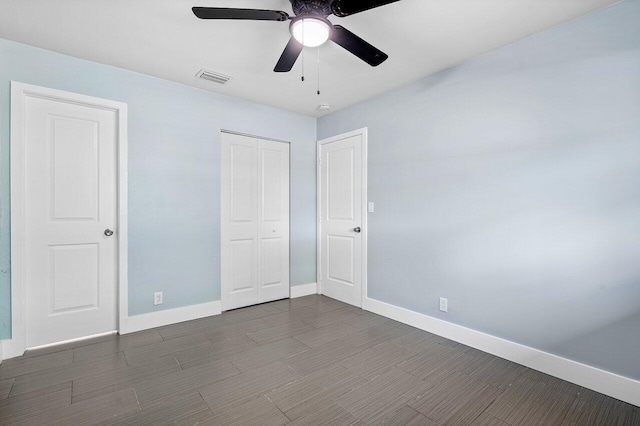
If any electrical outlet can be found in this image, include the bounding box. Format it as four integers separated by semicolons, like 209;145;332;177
154;292;163;306
439;297;448;313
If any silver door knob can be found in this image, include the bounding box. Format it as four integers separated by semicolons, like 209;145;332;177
354;227;361;233
104;229;114;237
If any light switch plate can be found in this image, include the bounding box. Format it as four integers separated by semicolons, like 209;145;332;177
368;202;375;213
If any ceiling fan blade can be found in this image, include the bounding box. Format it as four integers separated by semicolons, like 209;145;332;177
330;25;388;67
331;0;401;17
192;7;289;21
274;38;304;72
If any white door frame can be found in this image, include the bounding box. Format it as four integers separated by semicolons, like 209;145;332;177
317;127;368;308
6;81;128;358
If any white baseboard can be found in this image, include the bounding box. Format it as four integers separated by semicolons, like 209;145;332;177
0;301;222;359
119;300;222;335
290;283;318;298
1;335;26;361
363;297;640;407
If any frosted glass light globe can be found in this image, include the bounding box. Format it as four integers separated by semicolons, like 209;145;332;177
291;17;331;47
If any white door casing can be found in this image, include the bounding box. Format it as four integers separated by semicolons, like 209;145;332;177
221;132;290;311
318;128;367;308
9;82;127;356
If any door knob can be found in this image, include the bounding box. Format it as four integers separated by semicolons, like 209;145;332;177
354;227;361;233
104;229;114;237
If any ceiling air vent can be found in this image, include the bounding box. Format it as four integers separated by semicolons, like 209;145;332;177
196;69;232;85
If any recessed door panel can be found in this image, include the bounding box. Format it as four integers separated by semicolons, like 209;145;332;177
50;244;99;313
328;148;354;220
261;238;282;287
327;235;354;285
231;145;255;222
261;149;282;222
51;116;100;221
230;239;257;293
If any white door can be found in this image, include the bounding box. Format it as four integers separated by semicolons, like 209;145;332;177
258;140;291;303
23;92;119;347
318;129;367;307
221;132;290;311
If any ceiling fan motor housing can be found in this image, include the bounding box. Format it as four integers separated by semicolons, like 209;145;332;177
290;0;333;17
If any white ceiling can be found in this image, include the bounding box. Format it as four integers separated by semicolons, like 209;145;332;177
0;0;619;117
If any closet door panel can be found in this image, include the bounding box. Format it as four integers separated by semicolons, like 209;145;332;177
221;133;259;310
258;140;290;302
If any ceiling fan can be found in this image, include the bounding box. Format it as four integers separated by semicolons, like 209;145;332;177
192;0;401;72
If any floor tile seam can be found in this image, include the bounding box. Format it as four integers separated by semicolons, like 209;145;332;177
0;382;74;424
334;399;360;421
288;341;315;357
556;397;579;426
193;390;214;419
347;389;423;425
8;382;74;406
475;385;507;414
454;386;507;425
74;335;164;363
0;357;75;381
6;379;16;400
227;342;313;372
487;382;572;426
479;410;515;426
245;331;264;346
407;368;459;390
125;341;203;366
131;387;142;412
20;346;70;359
263;392;292;422
196;375;298;416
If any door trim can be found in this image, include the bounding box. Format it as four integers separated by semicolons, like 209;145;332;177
6;81;128;358
316;128;368;308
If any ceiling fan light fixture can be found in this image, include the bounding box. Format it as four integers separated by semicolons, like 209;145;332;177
291;17;331;47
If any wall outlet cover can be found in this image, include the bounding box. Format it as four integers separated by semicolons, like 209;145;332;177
439;297;448;312
154;292;163;306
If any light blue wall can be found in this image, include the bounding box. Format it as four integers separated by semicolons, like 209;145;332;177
319;0;640;380
2;1;639;382
0;38;317;337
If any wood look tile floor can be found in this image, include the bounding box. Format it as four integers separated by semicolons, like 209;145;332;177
1;295;638;426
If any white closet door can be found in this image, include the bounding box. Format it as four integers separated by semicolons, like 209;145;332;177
258;140;290;303
221;133;259;310
221;133;289;311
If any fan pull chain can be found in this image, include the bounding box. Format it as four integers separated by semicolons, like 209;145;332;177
301;23;305;82
317;46;321;95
